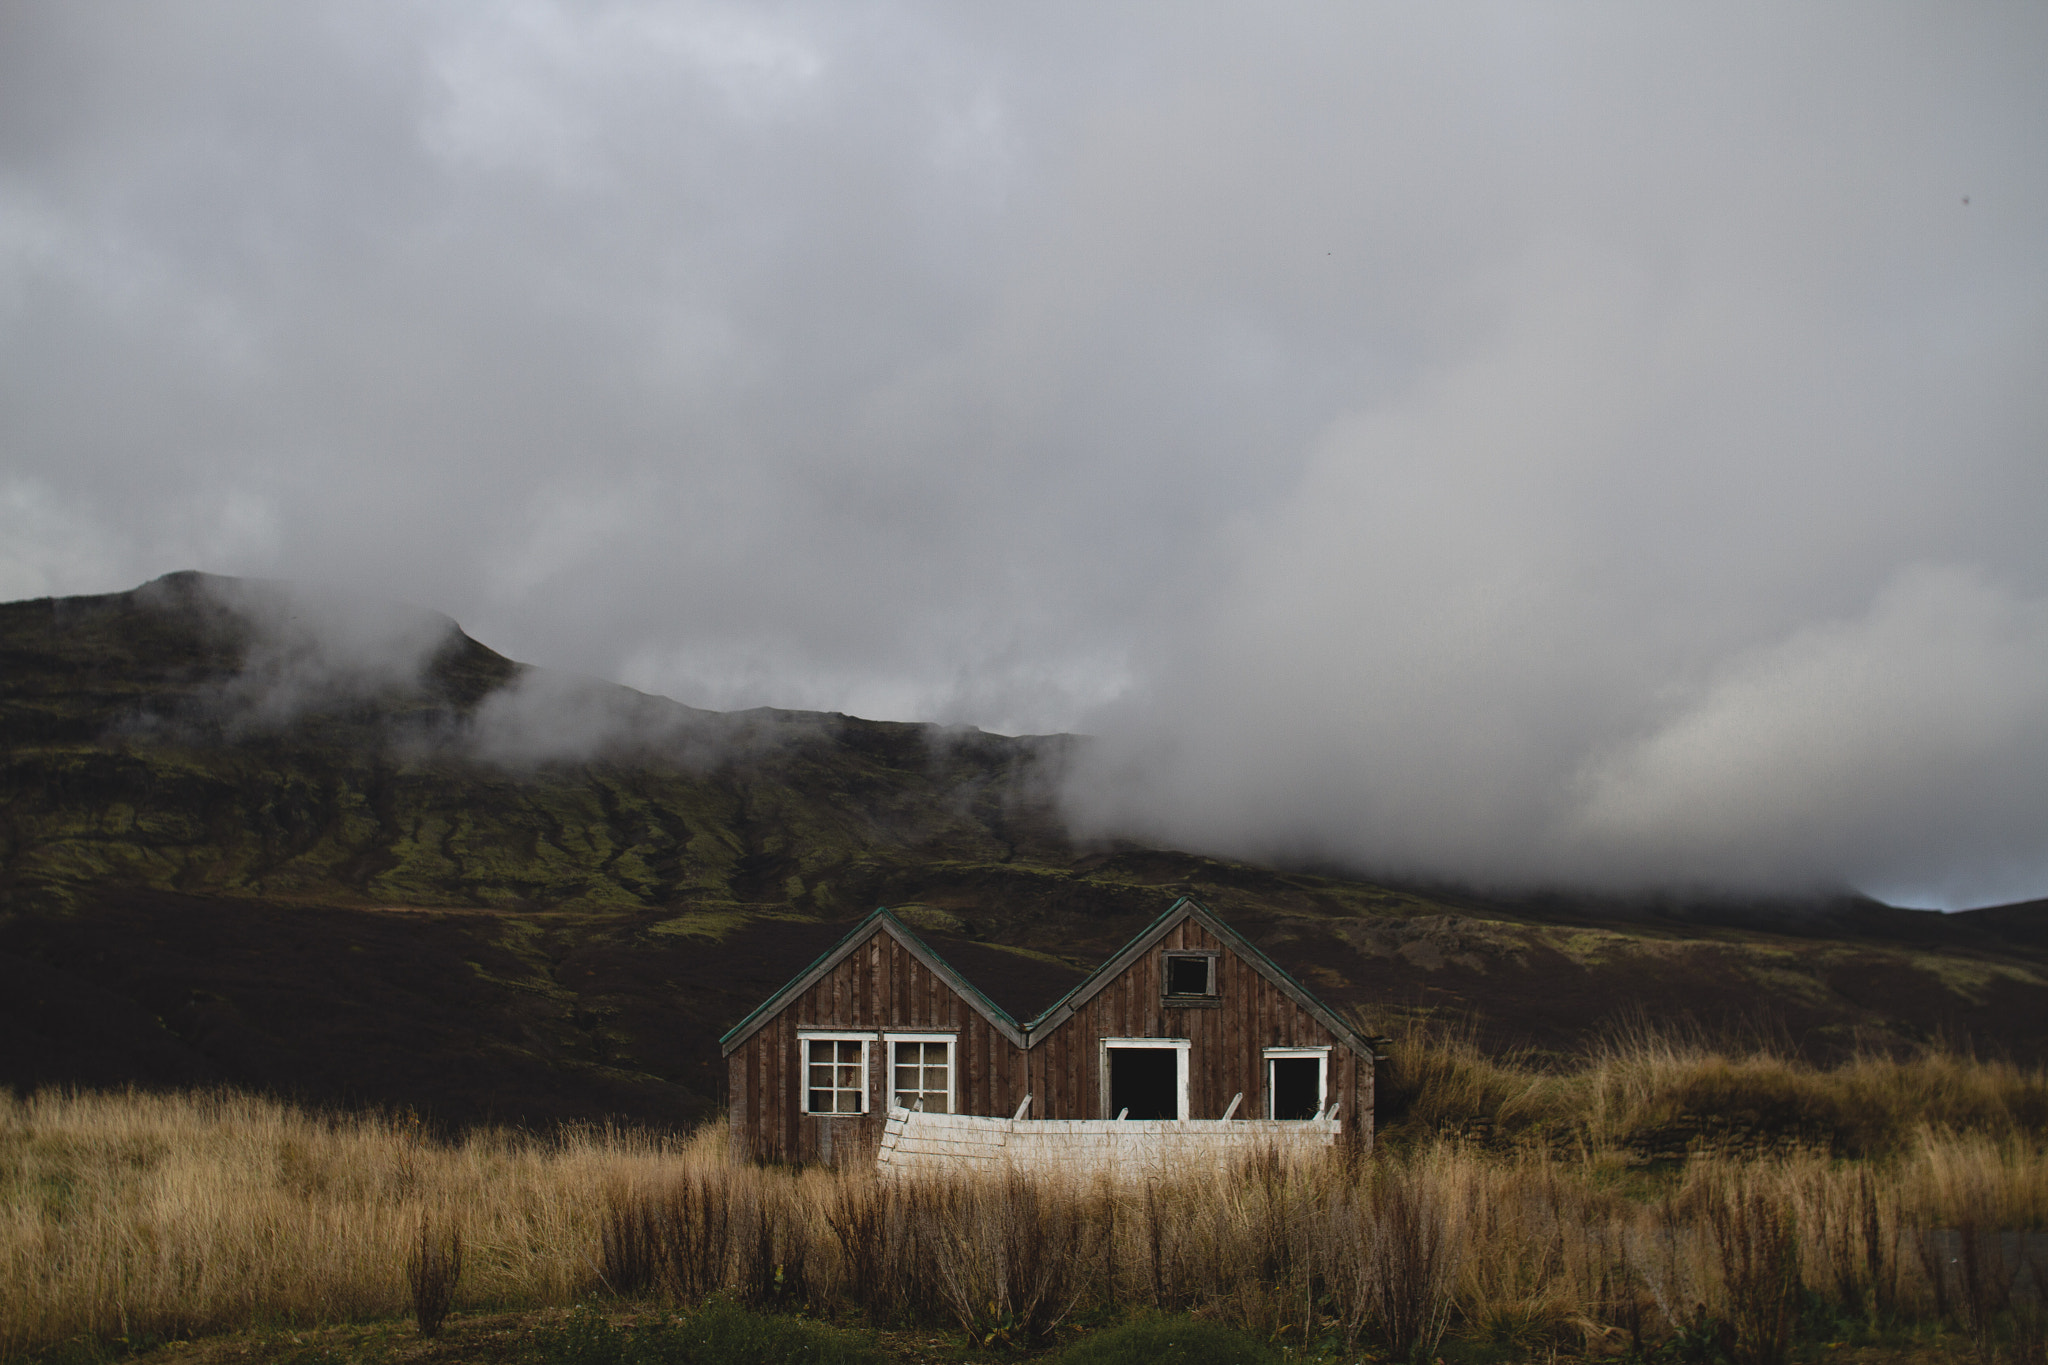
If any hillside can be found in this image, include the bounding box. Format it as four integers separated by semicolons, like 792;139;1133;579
2;572;2043;1129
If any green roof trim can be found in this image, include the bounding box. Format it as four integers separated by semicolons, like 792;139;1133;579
719;896;1373;1062
1016;906;1174;1031
715;907;887;1051
1021;897;1374;1058
890;915;1023;1033
718;906;1026;1055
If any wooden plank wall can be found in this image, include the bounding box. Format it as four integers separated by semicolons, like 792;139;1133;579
729;919;1374;1165
1024;918;1371;1151
727;929;1029;1164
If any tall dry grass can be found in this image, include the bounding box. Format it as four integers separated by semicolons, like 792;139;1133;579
1374;1023;2048;1156
0;1088;705;1356
4;1059;2045;1361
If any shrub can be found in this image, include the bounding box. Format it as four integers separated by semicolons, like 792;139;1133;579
918;1169;1104;1345
1700;1183;1800;1365
406;1213;464;1337
1055;1313;1283;1365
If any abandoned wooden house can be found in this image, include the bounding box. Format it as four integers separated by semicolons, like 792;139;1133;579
720;896;1376;1169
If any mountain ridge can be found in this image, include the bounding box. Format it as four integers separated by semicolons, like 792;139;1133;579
3;573;2042;1129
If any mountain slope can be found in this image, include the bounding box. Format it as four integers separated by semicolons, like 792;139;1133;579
2;573;2043;1128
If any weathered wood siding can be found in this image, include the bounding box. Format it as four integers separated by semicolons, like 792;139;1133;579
725;928;1028;1165
727;912;1375;1165
1024;918;1373;1151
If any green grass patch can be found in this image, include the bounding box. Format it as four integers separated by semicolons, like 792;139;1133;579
530;1299;880;1365
1051;1314;1282;1365
647;909;811;942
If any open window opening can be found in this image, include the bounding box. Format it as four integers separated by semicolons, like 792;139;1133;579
1163;952;1217;997
1103;1038;1190;1119
1264;1047;1329;1120
886;1033;954;1113
802;1034;869;1115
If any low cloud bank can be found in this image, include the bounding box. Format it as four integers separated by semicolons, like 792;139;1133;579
138;560;2048;911
1066;563;2048;909
1060;243;2048;909
1572;566;2048;905
137;572;463;736
465;664;757;767
154;573;841;770
7;6;2044;907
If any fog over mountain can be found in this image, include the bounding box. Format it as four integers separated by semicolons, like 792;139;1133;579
3;4;2044;908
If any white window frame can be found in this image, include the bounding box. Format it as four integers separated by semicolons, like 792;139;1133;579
1100;1037;1191;1120
882;1031;958;1114
1262;1045;1331;1120
798;1031;873;1116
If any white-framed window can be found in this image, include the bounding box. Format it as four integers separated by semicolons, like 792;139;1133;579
1100;1037;1191;1120
1263;1046;1330;1120
799;1032;871;1115
884;1032;956;1113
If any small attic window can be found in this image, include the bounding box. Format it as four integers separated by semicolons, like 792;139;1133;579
1164;953;1216;997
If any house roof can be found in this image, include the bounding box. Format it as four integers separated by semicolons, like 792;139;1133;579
718;906;1029;1055
721;897;1375;1061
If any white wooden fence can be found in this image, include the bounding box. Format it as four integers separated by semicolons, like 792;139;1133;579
876;1100;1340;1177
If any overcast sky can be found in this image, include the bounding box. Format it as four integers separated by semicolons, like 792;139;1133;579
4;3;2045;908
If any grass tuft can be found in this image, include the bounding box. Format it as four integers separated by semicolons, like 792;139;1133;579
1372;1020;2048;1157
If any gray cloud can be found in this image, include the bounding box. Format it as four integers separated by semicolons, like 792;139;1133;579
111;572;467;741
130;571;797;770
3;3;2043;906
200;576;461;730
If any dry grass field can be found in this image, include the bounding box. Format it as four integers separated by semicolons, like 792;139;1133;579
3;1038;2045;1364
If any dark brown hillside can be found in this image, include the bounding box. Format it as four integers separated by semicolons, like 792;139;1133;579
2;574;2044;1128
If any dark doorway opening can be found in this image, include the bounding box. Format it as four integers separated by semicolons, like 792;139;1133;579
1269;1057;1322;1120
1108;1047;1178;1119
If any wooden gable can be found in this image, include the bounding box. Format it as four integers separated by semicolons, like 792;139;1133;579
724;898;1375;1165
722;909;1031;1165
1019;899;1374;1139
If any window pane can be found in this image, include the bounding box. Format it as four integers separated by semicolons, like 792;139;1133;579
805;1040;865;1114
889;1041;949;1112
1166;955;1211;995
